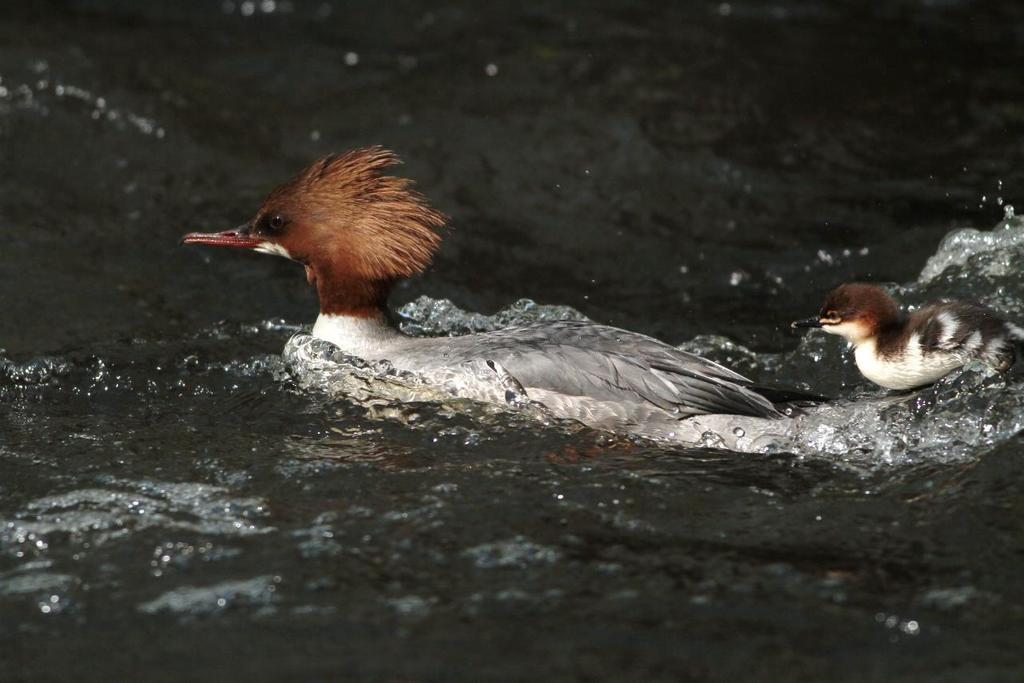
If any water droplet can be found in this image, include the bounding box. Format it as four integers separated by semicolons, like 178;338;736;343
484;63;499;76
732;427;745;437
344;52;360;66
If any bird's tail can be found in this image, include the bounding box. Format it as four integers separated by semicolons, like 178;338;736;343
751;385;829;417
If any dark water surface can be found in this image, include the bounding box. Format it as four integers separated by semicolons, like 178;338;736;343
3;1;1024;681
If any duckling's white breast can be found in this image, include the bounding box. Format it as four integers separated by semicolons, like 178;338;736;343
854;336;964;390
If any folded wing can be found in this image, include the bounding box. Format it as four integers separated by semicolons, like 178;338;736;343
455;321;785;419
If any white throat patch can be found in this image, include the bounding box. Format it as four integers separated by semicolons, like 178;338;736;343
822;320;871;345
254;242;293;259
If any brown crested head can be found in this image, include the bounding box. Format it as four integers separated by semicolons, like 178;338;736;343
819;283;901;326
792;283;903;343
182;147;447;317
255;147;446;280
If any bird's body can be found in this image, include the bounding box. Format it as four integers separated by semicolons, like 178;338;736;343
313;313;799;427
182;147;816;445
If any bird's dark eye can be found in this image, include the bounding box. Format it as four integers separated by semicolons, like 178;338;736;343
268;215;285;231
821;309;842;323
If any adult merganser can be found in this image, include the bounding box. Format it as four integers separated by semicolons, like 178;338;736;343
182;147;814;444
792;282;1024;390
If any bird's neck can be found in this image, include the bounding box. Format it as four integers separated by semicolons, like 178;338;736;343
307;266;402;356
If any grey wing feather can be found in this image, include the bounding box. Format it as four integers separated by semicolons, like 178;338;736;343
444;321;781;418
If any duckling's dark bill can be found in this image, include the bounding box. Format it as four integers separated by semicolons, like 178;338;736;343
791;317;823;329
